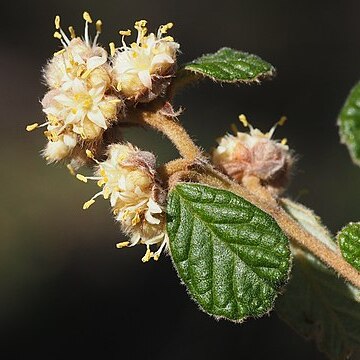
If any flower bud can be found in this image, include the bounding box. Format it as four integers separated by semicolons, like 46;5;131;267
212;115;293;193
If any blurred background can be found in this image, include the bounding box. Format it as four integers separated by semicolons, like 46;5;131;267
1;0;360;358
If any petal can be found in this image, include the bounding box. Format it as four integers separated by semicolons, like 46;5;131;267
145;210;160;225
72;78;86;94
151;53;174;67
54;93;73;106
138;70;152;89
87;108;107;129
87;55;107;71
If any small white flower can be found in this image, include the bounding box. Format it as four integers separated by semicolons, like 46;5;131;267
44;12;110;91
77;143;168;262
112;20;179;101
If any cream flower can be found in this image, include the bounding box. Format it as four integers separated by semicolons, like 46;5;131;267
44;12;110;91
77;144;168;262
43;79;119;139
213;114;293;192
112;20;179;101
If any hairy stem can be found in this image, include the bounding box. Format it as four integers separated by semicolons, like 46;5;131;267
133;109;202;160
200;165;360;288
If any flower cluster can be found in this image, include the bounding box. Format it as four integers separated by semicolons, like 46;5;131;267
212;114;293;193
77;144;168;262
27;12;179;168
112;20;179;102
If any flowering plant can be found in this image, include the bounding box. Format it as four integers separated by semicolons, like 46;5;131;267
28;11;360;360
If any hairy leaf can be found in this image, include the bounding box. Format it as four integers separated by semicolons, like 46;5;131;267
178;47;275;87
276;247;360;360
338;81;360;165
167;183;291;322
337;222;360;271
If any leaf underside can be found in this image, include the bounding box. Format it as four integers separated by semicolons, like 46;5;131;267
338;81;360;165
337;222;360;272
276;248;360;360
182;47;276;84
167;183;291;322
278;199;360;360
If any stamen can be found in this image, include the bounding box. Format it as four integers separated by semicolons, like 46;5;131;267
54;49;66;56
96;19;102;33
141;245;153;263
239;114;249;127
109;42;116;57
93;20;102;45
119;29;131;36
281;138;288;146
68;26;76;39
83;11;93;23
268;116;288;139
162;36;174;42
76;174;88;183
83;199;95;210
53;31;62;39
67;164;76;176
54;15;61;30
116;241;130;249
26;123;39;132
83;11;93;45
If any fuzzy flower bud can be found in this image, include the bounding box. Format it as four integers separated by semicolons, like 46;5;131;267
212;115;293;193
78;143;168;262
112;20;179;102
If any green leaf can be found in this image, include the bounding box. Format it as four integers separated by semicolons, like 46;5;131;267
337;222;360;271
281;198;336;251
181;47;276;84
166;183;291;322
276;247;360;360
338;81;360;165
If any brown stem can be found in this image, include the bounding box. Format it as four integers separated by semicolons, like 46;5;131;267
132;109;201;160
200;165;360;288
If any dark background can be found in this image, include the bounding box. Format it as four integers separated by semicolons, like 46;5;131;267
1;0;360;358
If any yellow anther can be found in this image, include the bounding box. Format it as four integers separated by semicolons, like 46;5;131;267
116;241;130;249
119;29;131;36
132;52;138;58
55;15;60;30
68;26;76;39
83;11;93;23
103;187;111;199
135;20;147;28
278;116;287;126
116;82;122;91
100;168;106;177
54;49;66;56
76;174;88;183
122;210;129;220
239;114;249;128
109;42;116;57
141;247;153;263
80;69;92;79
67;164;76;176
230;123;238;135
96;19;102;33
281;138;288;146
97;178;107;187
53;31;62;39
44;130;58;142
160;22;174;34
162;36;174;42
85;149;94;159
83;199;95;210
153;253;160;261
131;213;141;226
26;123;39;132
130;42;138;49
